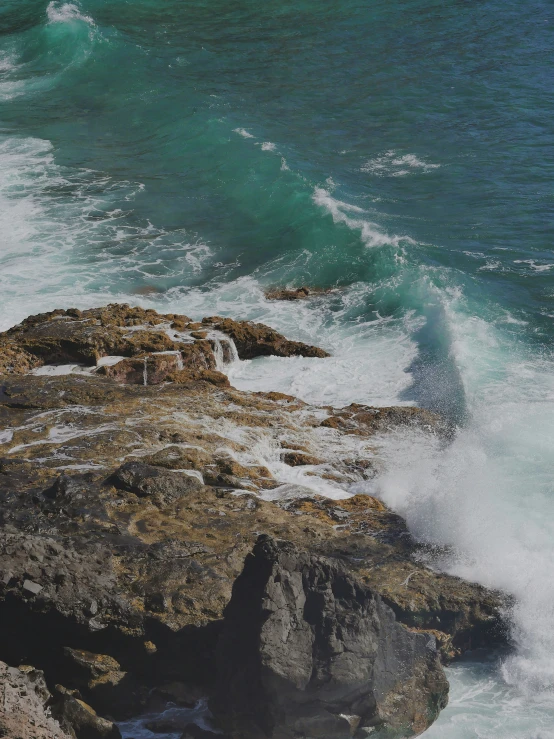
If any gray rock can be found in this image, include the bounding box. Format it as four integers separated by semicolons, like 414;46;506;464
109;462;202;506
212;536;449;739
0;662;71;739
23;578;43;594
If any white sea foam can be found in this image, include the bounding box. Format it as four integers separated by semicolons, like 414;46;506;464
362;150;440;177
0;134;212;332
261;141;276;151
312;187;414;249
356;288;554;734
46;1;94;25
164;276;419;407
514;259;554;272
233;127;255;138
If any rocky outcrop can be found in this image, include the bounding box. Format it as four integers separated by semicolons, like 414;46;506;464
0;661;121;739
0;305;507;736
201;316;330;359
0;304;330;377
320;404;447;435
0;662;71;739
214;536;448;739
50;685;122;739
264;287;336;301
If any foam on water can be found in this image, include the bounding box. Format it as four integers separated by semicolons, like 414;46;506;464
355;286;554;735
46;2;94;27
312;186;414;249
0;133;212;332
361;150;441;177
164;276;419;407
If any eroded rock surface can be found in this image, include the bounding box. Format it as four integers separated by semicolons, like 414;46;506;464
214;536;448;739
201;316;330;359
0;662;71;739
0;305;507;736
0;304;329;377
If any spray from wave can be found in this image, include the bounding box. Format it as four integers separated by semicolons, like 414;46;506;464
46;1;94;26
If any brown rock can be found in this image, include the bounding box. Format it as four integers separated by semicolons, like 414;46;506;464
0;305;506;735
321;403;447;435
180;341;216;371
98;353;182;385
281;451;323;466
264;286;334;301
167;369;230;387
51;685;121;739
264;286;311;300
201;317;329;359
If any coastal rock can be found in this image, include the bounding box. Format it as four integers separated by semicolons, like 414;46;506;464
0;304;330;376
0;661;71;739
213;536;449;739
110;461;202;505
264;286;335;301
0;305;506;732
201;316;330;359
320;403;448;435
51;685;122;739
98;353;183;385
282;451;323;466
265;286;312;300
5;308;178;366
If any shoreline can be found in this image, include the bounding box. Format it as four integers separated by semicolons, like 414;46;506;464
0;304;508;739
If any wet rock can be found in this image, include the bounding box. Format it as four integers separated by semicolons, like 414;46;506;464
213;536;449;739
61;649;142;718
201;317;330;359
99;353;182;386
0;305;507;734
147;681;205;710
0;661;71;739
143;445;212;471
6;313;176;367
180;342;217;371
264;286;333;301
51;685;122;739
0;345;43;375
109;462;202;506
167;368;230;387
321;403;447;435
282;451;323;466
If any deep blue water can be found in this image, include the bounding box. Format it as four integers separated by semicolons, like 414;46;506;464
2;1;554;736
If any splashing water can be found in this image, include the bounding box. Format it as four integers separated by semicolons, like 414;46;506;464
2;0;554;735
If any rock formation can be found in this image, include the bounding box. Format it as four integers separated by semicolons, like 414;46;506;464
214;536;448;738
0;305;507;738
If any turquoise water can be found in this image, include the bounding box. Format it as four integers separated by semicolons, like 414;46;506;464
2;1;554;735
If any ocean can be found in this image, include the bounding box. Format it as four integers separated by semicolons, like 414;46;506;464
2;1;554;736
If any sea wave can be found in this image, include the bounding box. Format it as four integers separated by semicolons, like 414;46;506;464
362;150;441;177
